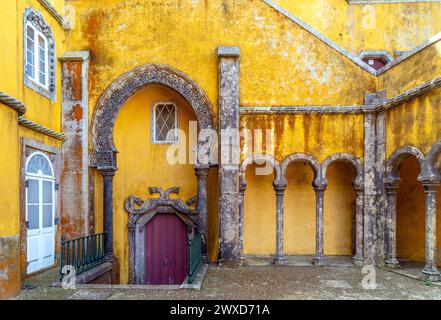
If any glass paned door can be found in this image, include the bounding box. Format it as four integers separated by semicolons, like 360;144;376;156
26;153;55;274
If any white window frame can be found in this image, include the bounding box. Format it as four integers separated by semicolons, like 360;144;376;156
151;102;179;144
25;22;49;91
25;151;56;274
23;8;56;101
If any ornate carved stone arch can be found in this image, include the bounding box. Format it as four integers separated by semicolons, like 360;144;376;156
281;153;320;185
385;146;425;183
321;153;364;187
240;153;282;186
91;63;216;169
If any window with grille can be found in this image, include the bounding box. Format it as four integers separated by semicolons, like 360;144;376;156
152;103;178;144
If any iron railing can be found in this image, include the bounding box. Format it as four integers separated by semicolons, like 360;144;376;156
60;233;105;281
188;233;203;284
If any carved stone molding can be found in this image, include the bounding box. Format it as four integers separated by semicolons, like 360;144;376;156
91;64;216;169
124;187;197;284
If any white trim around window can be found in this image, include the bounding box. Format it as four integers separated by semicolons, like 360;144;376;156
151;102;179;144
26;22;49;91
23;8;56;101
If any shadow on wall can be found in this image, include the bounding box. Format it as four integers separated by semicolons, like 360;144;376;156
396;156;426;264
324;161;356;256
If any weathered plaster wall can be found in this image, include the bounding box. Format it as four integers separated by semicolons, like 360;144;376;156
385;88;441;159
380;40;441;267
0;106;20;299
245;159;356;256
112;85;200;283
379;41;441;99
66;0;375;112
0;0;66;298
1;0;67;134
240;114;364;162
274;0;441;55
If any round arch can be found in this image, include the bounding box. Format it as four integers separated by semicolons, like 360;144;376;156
91;63;216;169
321;153;363;186
385;146;425;182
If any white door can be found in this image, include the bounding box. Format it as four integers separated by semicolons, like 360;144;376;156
26;152;56;274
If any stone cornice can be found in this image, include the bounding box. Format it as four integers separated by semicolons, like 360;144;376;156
18;116;66;141
37;0;70;30
0;92;26;115
240;76;441;116
0;91;65;140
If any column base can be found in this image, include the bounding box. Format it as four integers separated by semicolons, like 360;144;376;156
422;267;441;282
218;260;242;268
273;257;286;265
385;258;400;269
313;255;327;266
352;255;364;266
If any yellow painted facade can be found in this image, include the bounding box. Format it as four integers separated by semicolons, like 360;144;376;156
2;0;441;296
0;0;66;298
275;0;441;55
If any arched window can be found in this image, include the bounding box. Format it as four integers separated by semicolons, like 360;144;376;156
24;8;56;101
26;152;54;177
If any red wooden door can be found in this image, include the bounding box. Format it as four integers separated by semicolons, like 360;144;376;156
145;213;189;285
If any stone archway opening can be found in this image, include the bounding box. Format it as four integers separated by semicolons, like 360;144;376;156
396;156;426;264
90;64;216;283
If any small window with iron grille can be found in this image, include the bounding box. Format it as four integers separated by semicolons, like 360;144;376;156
151;102;179;144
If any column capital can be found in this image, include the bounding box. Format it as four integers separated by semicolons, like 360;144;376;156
218;46;240;58
273;179;287;194
195;164;210;177
313;180;327;193
419;179;441;193
385;179;400;194
352;181;364;194
100;168;116;177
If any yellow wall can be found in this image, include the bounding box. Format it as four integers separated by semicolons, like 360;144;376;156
67;0;375;115
0;0;66;298
244;164;277;255
324;162;355;256
112;84;200;283
284;162;316;255
0;106;20;238
240;114;364;162
274;0;441;55
246;160;356;256
396;157;426;263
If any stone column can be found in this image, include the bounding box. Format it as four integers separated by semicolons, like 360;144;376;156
363;112;377;265
101;169;115;260
274;180;287;265
313;181;327;265
420;180;441;281
59;51;90;238
239;179;247;260
195;165;210;263
385;181;400;267
353;182;364;265
218;46;241;265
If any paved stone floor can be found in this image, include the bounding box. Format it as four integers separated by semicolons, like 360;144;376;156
11;264;441;300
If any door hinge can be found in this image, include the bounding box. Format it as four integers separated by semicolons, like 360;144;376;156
55;183;60;191
25;180;29;188
26;221;29;229
54;217;60;225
